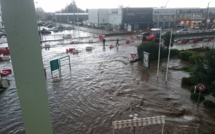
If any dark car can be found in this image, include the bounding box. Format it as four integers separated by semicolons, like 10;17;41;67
40;28;51;35
140;32;150;38
0;29;6;38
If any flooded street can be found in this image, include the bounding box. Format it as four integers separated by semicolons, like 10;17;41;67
0;32;215;134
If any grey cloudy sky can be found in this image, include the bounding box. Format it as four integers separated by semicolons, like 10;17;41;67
34;0;215;12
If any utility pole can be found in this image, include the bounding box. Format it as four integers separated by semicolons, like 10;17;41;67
67;4;69;23
73;0;75;29
206;2;210;29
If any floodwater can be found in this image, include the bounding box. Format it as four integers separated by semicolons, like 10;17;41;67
0;34;215;134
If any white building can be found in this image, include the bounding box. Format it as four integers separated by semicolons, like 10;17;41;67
153;8;176;28
88;8;122;30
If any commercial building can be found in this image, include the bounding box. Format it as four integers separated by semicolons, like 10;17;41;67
55;13;88;23
88;8;153;31
88;8;122;30
153;8;176;28
122;8;153;31
208;8;215;28
175;8;206;28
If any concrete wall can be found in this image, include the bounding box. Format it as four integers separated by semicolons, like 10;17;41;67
98;9;108;24
88;9;98;24
108;8;122;25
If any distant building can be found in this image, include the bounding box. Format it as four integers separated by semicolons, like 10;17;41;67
175;8;206;28
208;8;215;28
88;8;122;31
88;8;153;32
122;8;153;32
54;13;88;23
153;8;176;28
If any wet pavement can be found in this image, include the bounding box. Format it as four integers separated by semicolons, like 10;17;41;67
0;32;215;134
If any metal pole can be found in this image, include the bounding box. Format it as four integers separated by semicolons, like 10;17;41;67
197;91;202;108
165;28;172;82
73;0;75;29
157;28;162;78
67;5;69;23
161;123;165;134
213;34;215;49
206;2;210;29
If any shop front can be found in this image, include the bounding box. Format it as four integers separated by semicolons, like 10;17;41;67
122;8;153;31
176;9;206;28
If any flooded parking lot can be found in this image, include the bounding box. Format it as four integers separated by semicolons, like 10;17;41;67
0;32;215;134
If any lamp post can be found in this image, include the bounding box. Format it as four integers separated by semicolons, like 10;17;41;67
206;2;210;29
157;27;162;78
129;114;138;134
35;2;42;42
165;28;173;82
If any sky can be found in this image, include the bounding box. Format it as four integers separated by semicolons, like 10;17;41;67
34;0;215;12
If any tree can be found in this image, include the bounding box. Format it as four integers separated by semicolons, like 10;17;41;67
191;49;215;94
162;31;175;47
61;3;84;13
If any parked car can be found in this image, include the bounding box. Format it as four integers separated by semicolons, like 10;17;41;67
0;32;6;38
176;24;188;29
40;28;51;35
76;22;83;26
213;28;215;31
0;29;6;38
176;28;190;34
66;26;74;30
191;26;201;33
52;27;59;32
139;32;150;38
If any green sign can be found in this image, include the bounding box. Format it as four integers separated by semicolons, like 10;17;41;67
50;59;59;71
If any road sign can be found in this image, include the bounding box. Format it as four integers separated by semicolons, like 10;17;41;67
197;83;206;91
50;59;59;71
131;54;137;59
143;51;150;69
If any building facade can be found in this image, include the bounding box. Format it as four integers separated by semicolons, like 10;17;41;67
153;8;176;28
208;8;215;28
122;8;153;31
88;8;122;30
175;8;206;28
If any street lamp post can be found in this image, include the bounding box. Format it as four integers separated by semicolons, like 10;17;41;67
157;28;162;78
206;2;210;29
165;28;173;82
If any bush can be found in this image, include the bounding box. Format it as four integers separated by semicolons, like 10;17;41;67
179;51;193;61
181;67;194;73
170;49;179;57
190;93;205;102
203;100;215;108
181;77;194;86
189;55;203;64
137;42;177;61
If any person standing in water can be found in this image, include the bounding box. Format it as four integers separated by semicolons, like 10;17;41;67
116;38;119;47
102;38;106;47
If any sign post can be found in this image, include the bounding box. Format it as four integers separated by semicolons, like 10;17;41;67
50;55;71;79
131;53;137;60
143;51;150;70
50;59;60;78
196;83;206;108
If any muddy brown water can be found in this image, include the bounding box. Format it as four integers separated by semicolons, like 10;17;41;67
0;41;215;134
